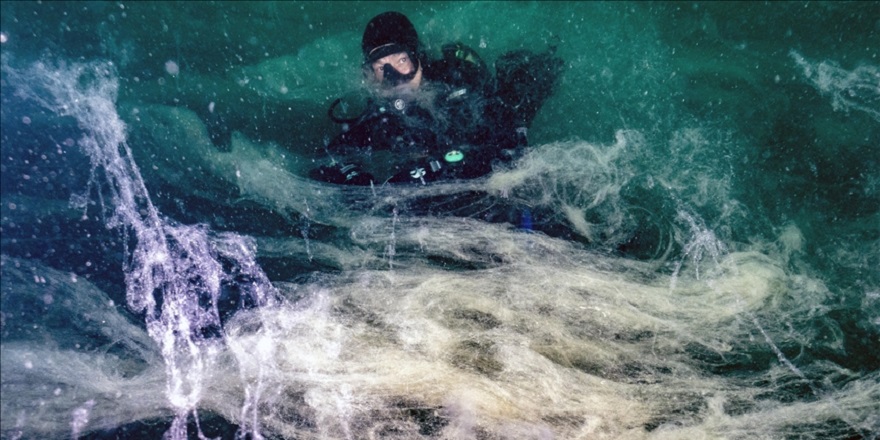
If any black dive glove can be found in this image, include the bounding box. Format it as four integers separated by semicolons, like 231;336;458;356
309;163;375;186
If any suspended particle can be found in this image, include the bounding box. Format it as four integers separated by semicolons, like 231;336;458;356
165;60;180;76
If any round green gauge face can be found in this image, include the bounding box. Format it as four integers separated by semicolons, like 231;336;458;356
444;150;464;163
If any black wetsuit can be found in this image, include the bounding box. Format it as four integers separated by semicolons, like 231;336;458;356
311;43;564;185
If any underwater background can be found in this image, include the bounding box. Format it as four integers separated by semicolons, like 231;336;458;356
1;1;878;439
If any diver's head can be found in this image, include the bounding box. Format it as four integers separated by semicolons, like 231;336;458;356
362;11;422;90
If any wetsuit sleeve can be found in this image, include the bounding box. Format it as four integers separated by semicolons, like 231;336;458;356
310;108;378;185
327;120;371;155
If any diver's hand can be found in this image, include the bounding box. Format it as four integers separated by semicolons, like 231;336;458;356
309;163;374;186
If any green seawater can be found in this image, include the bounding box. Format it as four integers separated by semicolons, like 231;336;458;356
1;2;878;439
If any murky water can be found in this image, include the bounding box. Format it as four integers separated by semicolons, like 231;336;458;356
1;2;878;439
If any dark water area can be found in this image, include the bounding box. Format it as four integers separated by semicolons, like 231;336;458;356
2;1;879;439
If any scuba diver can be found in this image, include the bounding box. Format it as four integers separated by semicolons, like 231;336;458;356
310;11;564;186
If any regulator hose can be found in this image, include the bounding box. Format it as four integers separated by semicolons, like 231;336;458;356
327;97;366;124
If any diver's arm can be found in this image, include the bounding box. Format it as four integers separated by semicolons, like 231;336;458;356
310;116;377;186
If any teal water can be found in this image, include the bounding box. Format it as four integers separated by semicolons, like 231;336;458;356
1;2;878;439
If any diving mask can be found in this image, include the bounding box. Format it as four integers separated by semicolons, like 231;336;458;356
380;61;418;87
